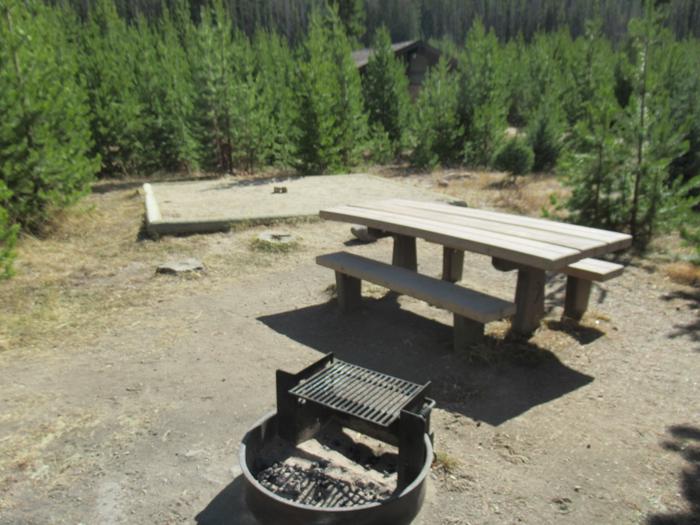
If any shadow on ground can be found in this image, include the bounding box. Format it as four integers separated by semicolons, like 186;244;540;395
203;174;298;191
196;476;258;525
647;425;700;525
662;289;700;351
258;296;593;427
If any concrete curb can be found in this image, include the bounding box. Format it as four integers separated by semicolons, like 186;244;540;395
144;183;235;237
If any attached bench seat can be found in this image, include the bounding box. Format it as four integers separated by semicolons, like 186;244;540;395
564;258;624;281
316;251;515;350
562;258;625;319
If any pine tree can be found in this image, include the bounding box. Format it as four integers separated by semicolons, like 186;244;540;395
560;98;629;229
227;34;274;172
0;0;98;275
362;26;411;155
558;19;631;229
330;0;366;47
152;9;199;171
253;30;299;167
296;7;367;173
526;102;563;172
0;181;18;278
411;58;462;168
189;0;237;171
79;0;143;175
502;36;529;127
663;38;700;183
623;0;690;246
457;20;508;167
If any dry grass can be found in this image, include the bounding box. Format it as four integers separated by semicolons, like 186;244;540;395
432;450;461;474
664;261;700;287
0;185;285;354
250;236;301;254
369;165;567;218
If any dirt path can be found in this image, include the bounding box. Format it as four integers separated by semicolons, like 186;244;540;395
1;172;698;524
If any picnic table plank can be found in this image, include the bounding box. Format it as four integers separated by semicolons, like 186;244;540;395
358;200;606;253
388;199;632;251
317;252;516;324
564;258;625;281
321;205;581;270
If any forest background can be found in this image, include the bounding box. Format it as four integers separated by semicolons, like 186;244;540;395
1;0;699;277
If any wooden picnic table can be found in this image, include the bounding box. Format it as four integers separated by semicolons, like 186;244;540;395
320;199;632;334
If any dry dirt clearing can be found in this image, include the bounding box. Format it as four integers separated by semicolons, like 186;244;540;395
0;170;698;525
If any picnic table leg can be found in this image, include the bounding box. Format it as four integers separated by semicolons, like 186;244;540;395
512;266;546;335
392;235;417;271
442;247;464;282
335;272;361;312
564;276;592;320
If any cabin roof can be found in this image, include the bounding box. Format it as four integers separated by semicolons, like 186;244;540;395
351;40;443;70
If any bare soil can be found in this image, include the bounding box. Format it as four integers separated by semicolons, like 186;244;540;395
0;168;698;525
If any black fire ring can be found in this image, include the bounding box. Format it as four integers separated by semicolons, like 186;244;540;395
239;411;433;525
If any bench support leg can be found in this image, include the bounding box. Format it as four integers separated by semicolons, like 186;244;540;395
453;314;484;350
442;247;464;283
512;267;546;335
392;235;417;271
564;276;592;320
335;272;361;312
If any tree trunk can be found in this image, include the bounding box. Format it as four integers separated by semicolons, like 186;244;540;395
630;33;649;243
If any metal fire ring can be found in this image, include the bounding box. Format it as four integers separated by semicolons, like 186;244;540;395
239;412;433;525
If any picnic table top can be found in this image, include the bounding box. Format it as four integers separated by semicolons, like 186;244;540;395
319;199;632;271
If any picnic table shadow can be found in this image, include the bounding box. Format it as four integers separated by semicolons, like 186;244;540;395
257;296;594;427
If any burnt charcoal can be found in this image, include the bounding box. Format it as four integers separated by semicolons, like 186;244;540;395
255;461;392;508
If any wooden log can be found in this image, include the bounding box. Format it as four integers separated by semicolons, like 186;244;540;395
442;247;464;282
392;235;417;271
335;271;362;312
512;267;546;335
564;276;592;320
453;314;484;350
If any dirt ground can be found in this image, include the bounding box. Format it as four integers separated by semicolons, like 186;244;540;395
0;168;698;525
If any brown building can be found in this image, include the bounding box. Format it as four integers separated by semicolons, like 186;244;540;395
351;40;450;98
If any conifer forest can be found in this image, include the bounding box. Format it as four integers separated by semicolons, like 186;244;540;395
1;0;700;276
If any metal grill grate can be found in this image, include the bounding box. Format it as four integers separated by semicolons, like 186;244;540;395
289;360;423;427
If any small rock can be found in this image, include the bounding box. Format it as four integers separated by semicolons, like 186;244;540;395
350;226;378;243
438;179;449;187
156;258;204;275
257;232;296;244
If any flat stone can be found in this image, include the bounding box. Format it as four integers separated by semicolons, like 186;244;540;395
156;258;204;275
257;232;296;244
